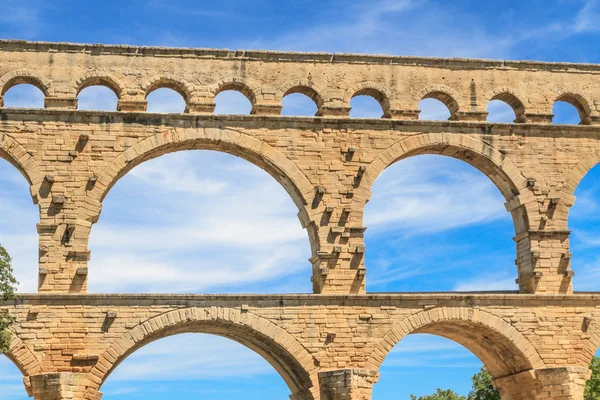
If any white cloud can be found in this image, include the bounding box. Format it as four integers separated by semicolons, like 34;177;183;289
574;0;600;33
104;334;277;382
365;156;509;237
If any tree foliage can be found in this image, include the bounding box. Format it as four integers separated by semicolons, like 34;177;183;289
412;359;600;400
0;244;18;354
466;367;500;400
410;389;466;400
585;356;600;400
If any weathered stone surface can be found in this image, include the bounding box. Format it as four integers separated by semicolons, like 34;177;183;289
1;40;600;399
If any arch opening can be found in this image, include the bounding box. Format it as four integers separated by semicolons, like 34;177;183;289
350;94;385;118
146;87;186;113
99;333;292;399
281;92;319;116
553;94;589;124
568;164;600;292
90;309;317;399
418;98;452;120
0;158;39;293
77;85;119;111
282;86;323;111
487;94;524;123
214;90;253;114
2;83;45;108
370;310;543;398
364;154;518;292
0;355;29;400
89;148;313;294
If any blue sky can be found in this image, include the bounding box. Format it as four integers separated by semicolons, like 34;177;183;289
0;0;599;399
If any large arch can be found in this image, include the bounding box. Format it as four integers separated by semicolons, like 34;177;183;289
86;307;319;399
5;335;44;396
366;307;545;380
86;127;318;254
562;148;600;200
0;133;44;191
355;133;532;235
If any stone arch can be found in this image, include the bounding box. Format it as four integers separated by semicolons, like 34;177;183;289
554;91;593;125
0;69;53;97
278;80;325;109
355;133;531;233
347;81;391;115
366;307;545;379
86;127;318;254
141;75;193;102
0;133;44;188
581;324;600;367
416;84;461;117
355;133;535;292
74;74;124;98
562;148;600;200
5;335;44;396
211;79;258;105
86;307;319;399
484;87;527;122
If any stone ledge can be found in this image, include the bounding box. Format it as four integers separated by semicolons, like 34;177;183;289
3;39;600;73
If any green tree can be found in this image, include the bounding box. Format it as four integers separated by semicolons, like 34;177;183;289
0;244;18;354
410;388;466;400
467;367;500;400
585;356;600;400
413;359;600;400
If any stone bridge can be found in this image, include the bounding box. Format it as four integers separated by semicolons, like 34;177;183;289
1;40;600;399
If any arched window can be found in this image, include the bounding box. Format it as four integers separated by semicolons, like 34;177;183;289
88;151;310;293
486;92;524;123
77;85;119;111
350;95;384;118
100;333;289;399
0;158;38;292
418;98;451;120
281;93;318;116
0;356;28;399
486;99;517;123
214;91;253;114
553;101;582;124
281;87;321;116
2;83;45;108
364;155;516;292
146;87;186;113
569;164;600;291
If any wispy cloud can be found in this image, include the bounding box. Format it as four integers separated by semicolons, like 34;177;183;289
574;0;600;33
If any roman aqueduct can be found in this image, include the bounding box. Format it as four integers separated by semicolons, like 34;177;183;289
1;40;600;398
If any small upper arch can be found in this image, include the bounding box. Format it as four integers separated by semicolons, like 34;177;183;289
554;91;593;124
141;75;192;102
281;83;324;109
484;87;527;122
416;84;461;117
347;81;391;113
0;69;52;97
212;79;258;105
74;74;124;98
